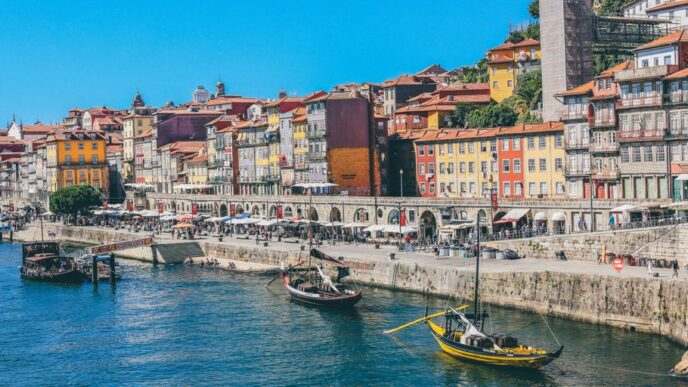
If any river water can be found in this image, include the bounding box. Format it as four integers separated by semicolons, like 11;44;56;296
0;243;684;386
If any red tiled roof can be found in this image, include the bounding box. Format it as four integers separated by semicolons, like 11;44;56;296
665;67;688;80
206;96;262;106
647;0;688;12
636;29;688;51
106;145;123;154
383;75;433;87
597;60;634;78
22;123;63;133
555;81;594;97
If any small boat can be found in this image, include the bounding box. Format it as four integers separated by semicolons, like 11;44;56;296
20;242;87;284
281;248;362;308
385;216;563;369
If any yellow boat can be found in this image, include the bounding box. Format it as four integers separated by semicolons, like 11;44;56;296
425;309;563;368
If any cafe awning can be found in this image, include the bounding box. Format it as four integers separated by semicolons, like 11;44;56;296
610;204;637;213
676;174;688;181
534;212;547;221
552;212;566;222
494;208;530;224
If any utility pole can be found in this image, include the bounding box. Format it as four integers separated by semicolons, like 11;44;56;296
399;168;404;199
589;172;595;232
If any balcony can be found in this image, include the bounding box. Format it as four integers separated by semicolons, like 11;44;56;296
262;174;280;182
616;129;665;142
592;168;620;180
590;114;615;128
564;139;589;150
306;129;327;139
616;95;662;109
561;110;588;121
589;141;619;153
294;162;308;170
308;151;327;159
239;176;259;183
237;138;268;148
666;91;688;106
564;166;591;177
615;64;678;82
667;125;688;139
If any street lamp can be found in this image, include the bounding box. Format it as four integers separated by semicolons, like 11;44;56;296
589;171;595;232
399;169;404;199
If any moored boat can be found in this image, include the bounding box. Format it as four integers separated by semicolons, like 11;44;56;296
20;242;87;284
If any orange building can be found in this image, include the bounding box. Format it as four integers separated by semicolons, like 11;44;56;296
45;130;109;193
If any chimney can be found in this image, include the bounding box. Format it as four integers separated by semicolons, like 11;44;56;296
278;89;287;99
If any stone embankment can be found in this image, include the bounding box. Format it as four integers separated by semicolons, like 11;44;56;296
27;223;688;347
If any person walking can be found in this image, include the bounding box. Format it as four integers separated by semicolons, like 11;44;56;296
672;260;679;279
647;259;654;277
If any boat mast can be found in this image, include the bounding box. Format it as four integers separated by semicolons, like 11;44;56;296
473;216;480;326
308;190;313;282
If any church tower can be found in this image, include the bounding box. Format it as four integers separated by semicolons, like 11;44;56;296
132;91;145;108
216;79;225;97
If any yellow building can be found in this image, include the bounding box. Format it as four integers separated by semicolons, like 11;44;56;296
521;122;566;198
45;130;108;193
487;39;541;102
184;150;208;185
292;110;309;187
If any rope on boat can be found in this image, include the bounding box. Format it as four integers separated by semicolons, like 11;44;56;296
537;310;562;348
560;360;688;379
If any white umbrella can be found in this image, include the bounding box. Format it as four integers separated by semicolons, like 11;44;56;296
363;225;385;233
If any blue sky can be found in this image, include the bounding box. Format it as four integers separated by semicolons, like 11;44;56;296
0;0;532;125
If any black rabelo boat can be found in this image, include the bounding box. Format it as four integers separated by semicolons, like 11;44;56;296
20;241;87;284
281;248;361;307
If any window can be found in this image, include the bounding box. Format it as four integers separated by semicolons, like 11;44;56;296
502;159;510;172
645;145;653;162
621;147;630;163
529;182;536;195
493;81;498;89
419;163;425;174
657;145;666;162
503;182;511;196
556;182;564;195
460;182;467;193
440;183;446;193
459;143;465;154
428;163;435;173
78;142;84;150
420;183;426;193
439;163;446;174
92;155;98;165
664;55;672;65
447;144;454;155
642;59;649;68
64;142;71;150
528;159;535;172
513;138;520;150
65;155;72;165
490;140;497;152
480;161;487;173
469;182;476;194
491;160;498;173
502;139;509;151
467;143;474;153
540;182;548;195
507;66;513;73
527;137;535;149
539;158;547;171
78;155;85;165
468;162;475;173
418;145;425;156
428;146;434;155
91;142;97;150
513;159;521;172
429;183;435;194
632;145;642;162
507;80;513;88
448;162;454;173
554;134;563;148
413;115;420;124
439;144;445;155
555;158;563;171
514;182;522;196
539;136;546;149
460;162;466;173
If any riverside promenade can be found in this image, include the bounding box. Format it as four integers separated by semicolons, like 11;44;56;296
13;221;688;345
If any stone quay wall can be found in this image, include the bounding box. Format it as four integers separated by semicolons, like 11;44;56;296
37;224;688;345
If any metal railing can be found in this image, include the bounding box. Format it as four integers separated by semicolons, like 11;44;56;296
564;138;589;150
308;151;327;159
616;129;665;141
564;166;591;177
561;110;588;120
591;114;615;127
589;142;619;153
616;95;662;109
592;168;620;180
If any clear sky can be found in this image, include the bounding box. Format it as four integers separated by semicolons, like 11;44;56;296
0;0;532;125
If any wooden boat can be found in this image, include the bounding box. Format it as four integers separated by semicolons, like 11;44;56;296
385;216;563;369
20;242;87;284
281;248;362;308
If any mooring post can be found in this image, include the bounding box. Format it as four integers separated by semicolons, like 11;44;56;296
91;255;98;287
1;231;4;242
9;229;13;242
151;244;158;265
109;253;116;285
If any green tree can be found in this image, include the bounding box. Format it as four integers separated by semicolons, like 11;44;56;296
49;185;103;216
528;0;539;19
597;0;627;16
466;103;519;128
455;58;489;84
450;104;480;128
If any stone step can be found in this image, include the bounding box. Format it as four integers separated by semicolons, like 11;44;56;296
155;242;205;264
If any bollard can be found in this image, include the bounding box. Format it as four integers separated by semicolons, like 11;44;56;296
9;230;12;243
91;255;98;287
109;253;116;285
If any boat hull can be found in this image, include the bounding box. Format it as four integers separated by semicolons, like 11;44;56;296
427;320;560;368
282;275;362;308
21;269;87;284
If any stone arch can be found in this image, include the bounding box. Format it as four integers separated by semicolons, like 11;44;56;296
329;207;342;222
220;204;228;217
354;208;369;223
308;207;319;221
284;206;294;218
269;205;278;218
171;201;177;213
477;209;487;223
251;205;260;216
236;204;244;214
419;210;437;238
296;207;302;217
493;210;507;222
387;208;400;224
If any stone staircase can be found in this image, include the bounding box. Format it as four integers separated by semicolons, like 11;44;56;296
155;242;205;264
632;224;688;265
